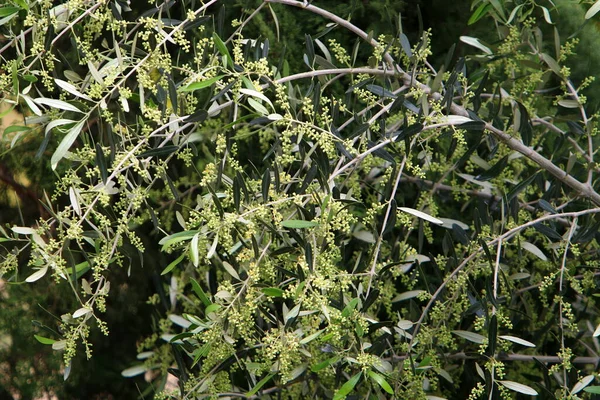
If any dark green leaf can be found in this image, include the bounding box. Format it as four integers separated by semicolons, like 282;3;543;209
382;199;397;235
305;34;315;65
506;171;538;201
311;356;338;372
190;278;211;306
183;15;209;30
247;374;274;397
392;123;423;141
476;155;508;181
458;120;486;131
487;315;497;355
138;145;179;158
95;143;108;184
399;33;412;57
167;74;177;112
212;33;232;67
342;298;359;318
368;140;396;164
262;168;270;204
314;55;336;69
185;109;208;123
516;102;532;146
533;223;562;241
537;199;556;214
0;7;19;17
366;84;397;98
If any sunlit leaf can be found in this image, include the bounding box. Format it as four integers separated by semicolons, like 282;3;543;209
34;98;83;113
521;241;548;261
392;290;426;302
499;335;535;348
121;365;148;377
498;380;538;396
585;0;600;19
459;36;492;54
452;330;486;344
398;207;444;225
572;375;595;394
51;119;86;170
26;266;48;283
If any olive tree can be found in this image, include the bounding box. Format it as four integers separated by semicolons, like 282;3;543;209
2;0;600;398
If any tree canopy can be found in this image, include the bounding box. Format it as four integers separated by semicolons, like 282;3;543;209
2;0;600;398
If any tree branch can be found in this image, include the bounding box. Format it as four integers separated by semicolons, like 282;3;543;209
264;0;600;206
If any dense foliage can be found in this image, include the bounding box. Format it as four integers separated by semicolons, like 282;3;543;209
2;0;600;398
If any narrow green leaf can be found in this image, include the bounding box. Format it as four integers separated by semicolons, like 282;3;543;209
181;75;224;92
311;356;338;372
3;125;30;134
366;84;397;98
138;145;179;158
158;230;198;247
281;220;319;229
261;287;284;297
333;371;362;400
191;278;211;306
521;241;547;261
341;298;359;318
368;370;394;394
161;253;186;275
51;119;86;170
212;33;233;67
476;155;508;181
540;53;562;77
185;109;208;123
34;335;56;345
246;374;274;397
299;329;324;345
95;143;108;184
584;386;600;394
468;3;491;25
262;168;270;204
26;266;48;283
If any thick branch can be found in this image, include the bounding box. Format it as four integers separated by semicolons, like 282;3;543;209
392;352;600;365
